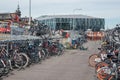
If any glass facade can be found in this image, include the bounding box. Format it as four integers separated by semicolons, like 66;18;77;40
38;16;105;31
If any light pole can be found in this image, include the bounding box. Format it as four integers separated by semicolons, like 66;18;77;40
72;8;82;30
73;9;82;14
29;0;31;27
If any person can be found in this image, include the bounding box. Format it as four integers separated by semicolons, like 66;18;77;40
65;32;70;38
101;40;110;48
72;38;77;49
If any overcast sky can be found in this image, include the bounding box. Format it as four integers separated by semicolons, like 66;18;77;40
0;0;120;29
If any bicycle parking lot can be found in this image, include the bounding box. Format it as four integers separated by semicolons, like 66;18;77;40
2;41;100;80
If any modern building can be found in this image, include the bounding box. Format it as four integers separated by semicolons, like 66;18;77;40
37;15;105;31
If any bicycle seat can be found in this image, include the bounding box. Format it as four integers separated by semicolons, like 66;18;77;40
98;48;102;50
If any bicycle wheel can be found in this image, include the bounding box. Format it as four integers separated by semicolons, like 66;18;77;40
96;67;113;80
59;44;65;55
14;53;29;68
112;27;120;42
95;62;109;72
41;49;46;60
38;51;42;59
0;59;9;77
88;54;99;67
57;50;61;56
44;49;50;59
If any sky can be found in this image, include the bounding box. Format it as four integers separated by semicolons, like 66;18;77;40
0;0;120;29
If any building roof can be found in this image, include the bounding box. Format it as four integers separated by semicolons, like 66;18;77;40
0;13;11;20
37;14;103;20
0;13;17;20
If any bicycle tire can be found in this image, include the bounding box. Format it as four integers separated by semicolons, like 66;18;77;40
41;49;46;60
88;54;99;67
96;67;113;80
15;53;29;68
111;27;120;42
95;62;109;72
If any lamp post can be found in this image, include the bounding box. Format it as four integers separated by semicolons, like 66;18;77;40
29;0;31;27
73;9;82;14
72;8;82;30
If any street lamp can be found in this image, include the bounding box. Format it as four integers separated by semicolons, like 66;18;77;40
73;8;82;14
29;0;31;27
72;8;82;30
